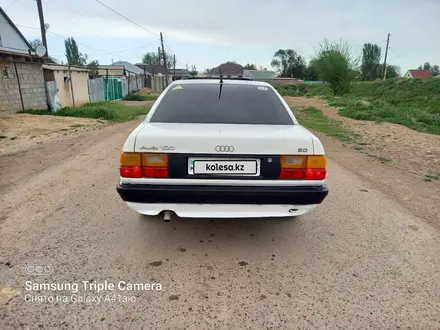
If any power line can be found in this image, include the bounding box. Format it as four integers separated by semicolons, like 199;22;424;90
45;0;106;39
9;22;157;57
49;0;128;39
5;0;19;11
94;0;159;37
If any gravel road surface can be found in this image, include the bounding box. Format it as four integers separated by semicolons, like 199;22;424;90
1;119;439;329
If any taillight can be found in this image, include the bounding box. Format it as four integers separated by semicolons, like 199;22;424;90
120;152;169;178
280;155;326;180
120;152;142;178
142;167;168;178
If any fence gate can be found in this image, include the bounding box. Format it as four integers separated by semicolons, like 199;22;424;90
104;77;123;101
45;81;61;112
88;78;105;103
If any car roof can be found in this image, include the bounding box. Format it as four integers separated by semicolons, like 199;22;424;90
168;79;273;88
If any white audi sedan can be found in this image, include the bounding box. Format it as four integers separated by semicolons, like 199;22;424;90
116;78;328;220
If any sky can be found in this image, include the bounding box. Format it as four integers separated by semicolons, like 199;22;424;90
1;0;439;73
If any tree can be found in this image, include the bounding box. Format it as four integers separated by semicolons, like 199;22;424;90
189;65;198;77
203;68;212;75
244;63;256;70
304;59;319;81
271;49;306;78
312;39;359;95
87;60;100;78
376;64;400;79
142;51;173;68
361;43;381;80
29;38;42;50
418;62;439;76
142;52;159;65
65;37;87;66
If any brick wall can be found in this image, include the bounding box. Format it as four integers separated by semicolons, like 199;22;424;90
0;60;47;114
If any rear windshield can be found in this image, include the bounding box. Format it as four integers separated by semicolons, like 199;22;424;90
149;83;293;125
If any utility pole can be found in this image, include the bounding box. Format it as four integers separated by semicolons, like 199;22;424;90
160;32;169;86
36;0;48;58
157;47;161;66
158;46;164;90
382;33;391;80
173;54;176;81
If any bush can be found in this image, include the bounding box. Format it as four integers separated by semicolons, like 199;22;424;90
312;39;359;96
275;85;306;96
123;92;158;101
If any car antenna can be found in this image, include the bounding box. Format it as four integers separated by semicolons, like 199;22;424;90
218;67;223;99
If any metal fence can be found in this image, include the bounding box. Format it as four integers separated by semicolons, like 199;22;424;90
88;78;105;103
88;74;146;103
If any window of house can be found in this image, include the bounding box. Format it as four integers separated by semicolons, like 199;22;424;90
1;67;8;78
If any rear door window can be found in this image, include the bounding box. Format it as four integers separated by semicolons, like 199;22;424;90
149;83;293;125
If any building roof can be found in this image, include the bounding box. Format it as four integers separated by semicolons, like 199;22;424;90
0;7;34;55
112;61;146;75
43;64;89;72
408;69;433;78
210;62;244;76
135;63;191;76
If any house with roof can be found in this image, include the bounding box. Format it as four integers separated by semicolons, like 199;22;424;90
209;62;245;77
112;61;148;76
135;63;191;80
403;69;433;79
0;7;47;113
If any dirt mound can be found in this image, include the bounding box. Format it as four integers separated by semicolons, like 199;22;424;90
138;88;153;96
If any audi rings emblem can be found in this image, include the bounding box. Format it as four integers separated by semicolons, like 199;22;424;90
215;145;235;152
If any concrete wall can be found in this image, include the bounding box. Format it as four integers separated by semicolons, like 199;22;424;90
0;60;47;113
51;69;89;108
151;76;172;92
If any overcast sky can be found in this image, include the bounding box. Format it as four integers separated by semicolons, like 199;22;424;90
2;0;439;72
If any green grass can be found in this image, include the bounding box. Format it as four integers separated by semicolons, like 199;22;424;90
123;92;159;101
424;172;440;182
277;78;440;135
293;107;359;143
275;85;309;97
22;102;151;123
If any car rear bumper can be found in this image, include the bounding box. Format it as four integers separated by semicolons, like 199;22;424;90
116;183;329;205
125;202;318;218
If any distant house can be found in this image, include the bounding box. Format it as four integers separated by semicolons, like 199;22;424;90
403;69;433;79
243;69;277;80
112;61;149;76
0;7;47;113
209;62;244;77
135;64;191;80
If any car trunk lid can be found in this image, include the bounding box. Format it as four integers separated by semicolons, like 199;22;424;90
134;123;314;155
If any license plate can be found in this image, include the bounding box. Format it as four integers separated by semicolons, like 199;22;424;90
188;159;259;175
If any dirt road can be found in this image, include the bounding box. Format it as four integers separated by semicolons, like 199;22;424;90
1;118;440;329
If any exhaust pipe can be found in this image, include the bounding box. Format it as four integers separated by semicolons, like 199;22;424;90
163;211;172;222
